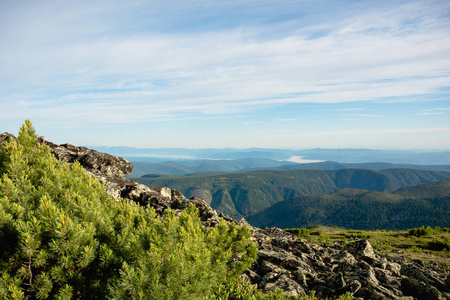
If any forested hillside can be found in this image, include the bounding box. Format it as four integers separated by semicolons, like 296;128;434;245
247;181;450;230
127;159;450;177
267;161;450;172
128;158;293;177
134;169;450;219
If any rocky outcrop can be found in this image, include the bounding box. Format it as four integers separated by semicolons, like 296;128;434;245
42;138;223;227
0;133;221;227
1;132;449;299
247;227;450;299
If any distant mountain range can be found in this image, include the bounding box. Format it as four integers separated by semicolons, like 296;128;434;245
128;158;296;177
128;159;450;177
264;161;450;172
134;168;450;221
89;146;450;165
247;181;450;230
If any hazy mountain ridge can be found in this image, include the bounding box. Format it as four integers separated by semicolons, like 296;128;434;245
128;158;296;177
247;181;450;230
264;161;450;172
90;145;450;165
128;158;450;177
134;168;450;220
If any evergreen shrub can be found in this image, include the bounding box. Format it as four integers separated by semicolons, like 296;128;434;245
283;228;310;238
0;121;257;299
408;226;435;237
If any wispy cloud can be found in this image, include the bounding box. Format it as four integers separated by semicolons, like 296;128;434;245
243;121;263;126
275;118;297;122
343;114;384;118
1;0;449;149
417;112;444;115
270;127;450;138
337;108;362;111
418;107;449;115
256;129;290;135
1;1;449;124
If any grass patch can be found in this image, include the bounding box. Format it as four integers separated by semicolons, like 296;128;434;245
283;226;450;271
427;238;450;251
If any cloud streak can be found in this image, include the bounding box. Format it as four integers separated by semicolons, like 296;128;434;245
0;0;449;149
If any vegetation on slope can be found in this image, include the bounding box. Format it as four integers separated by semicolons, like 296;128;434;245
268;161;450;172
393;180;450;199
0;121;259;299
129;159;450;178
283;226;450;272
248;184;450;230
129;158;293;177
134;169;450;220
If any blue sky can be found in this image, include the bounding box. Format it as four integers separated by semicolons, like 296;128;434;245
1;0;449;149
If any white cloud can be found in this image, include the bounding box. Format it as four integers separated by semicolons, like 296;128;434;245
1;0;449;149
244;121;262;125
2;1;449;108
275;118;297;122
277;127;450;138
17;100;31;107
417;112;444;115
343;114;384;118
417;107;449;115
337;108;362;111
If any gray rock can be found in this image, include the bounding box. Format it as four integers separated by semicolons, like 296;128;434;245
326;272;346;290
261;273;306;297
402;277;444;300
401;261;447;292
346;279;362;295
344;239;377;261
0;132;15;144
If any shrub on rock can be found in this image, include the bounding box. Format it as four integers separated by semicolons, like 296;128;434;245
0;121;257;299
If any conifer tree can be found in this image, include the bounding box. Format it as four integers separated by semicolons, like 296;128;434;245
0;121;257;299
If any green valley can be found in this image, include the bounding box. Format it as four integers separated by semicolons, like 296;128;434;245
248;181;450;229
133;168;450;221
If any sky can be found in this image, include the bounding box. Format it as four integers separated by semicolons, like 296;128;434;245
1;0;450;150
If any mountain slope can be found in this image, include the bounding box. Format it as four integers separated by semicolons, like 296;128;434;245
128;158;294;177
247;181;450;230
265;161;450;172
134;168;450;219
129;159;450;177
393;180;450;199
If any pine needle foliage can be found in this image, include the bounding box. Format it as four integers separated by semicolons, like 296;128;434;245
0;121;257;299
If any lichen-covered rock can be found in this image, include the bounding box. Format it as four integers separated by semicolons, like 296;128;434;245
0;132;15;144
260;272;306;297
401;277;444;300
41;139;134;178
344;239;377;261
401;260;448;292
